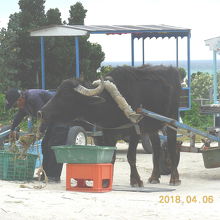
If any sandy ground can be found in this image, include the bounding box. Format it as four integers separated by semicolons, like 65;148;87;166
0;142;220;220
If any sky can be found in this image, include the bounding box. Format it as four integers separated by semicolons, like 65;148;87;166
0;0;220;62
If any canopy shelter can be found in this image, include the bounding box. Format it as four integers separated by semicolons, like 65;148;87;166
205;36;220;104
30;24;191;110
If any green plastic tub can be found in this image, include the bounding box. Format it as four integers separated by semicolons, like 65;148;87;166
0;150;37;180
52;145;116;164
202;147;220;168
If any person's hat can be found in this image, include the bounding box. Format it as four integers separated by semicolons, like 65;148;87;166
5;88;21;110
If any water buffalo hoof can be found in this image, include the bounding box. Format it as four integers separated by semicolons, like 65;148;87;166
130;179;144;187
169;179;181;186
148;177;160;184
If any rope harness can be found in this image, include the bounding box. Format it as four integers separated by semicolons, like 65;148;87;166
18;79;143;189
92;79;143;124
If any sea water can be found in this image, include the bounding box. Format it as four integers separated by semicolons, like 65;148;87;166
102;60;220;74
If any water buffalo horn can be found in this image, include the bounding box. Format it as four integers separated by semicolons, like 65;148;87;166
74;77;104;96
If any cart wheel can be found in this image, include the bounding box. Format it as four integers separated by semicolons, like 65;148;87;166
66;126;87;145
141;134;153;154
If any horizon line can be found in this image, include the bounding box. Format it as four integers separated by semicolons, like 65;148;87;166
103;59;218;63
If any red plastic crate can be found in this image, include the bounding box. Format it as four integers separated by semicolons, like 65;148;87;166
66;163;113;192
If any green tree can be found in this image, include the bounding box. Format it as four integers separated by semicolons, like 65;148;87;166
179;67;186;82
8;13;21;31
46;8;62;25
16;0;46;88
191;72;212;99
0;1;105;91
19;0;46;28
99;65;114;77
44;8;67;88
68;2;87;25
0;27;20;92
182;97;213;130
182;71;214;130
67;2;105;81
87;42;105;80
0;94;16;125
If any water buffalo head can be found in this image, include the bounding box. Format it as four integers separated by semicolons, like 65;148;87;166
37;78;105;133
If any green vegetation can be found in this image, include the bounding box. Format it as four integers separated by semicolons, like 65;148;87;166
0;1;218;132
182;96;213;131
0;1;105;91
0;0;105;129
0;94;28;130
182;71;216;131
0;94;15;125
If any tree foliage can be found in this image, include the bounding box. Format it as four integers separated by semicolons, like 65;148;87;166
46;8;62;25
182;71;215;130
68;2;87;25
0;93;17;125
179;67;186;82
68;2;105;81
0;0;105;91
182;96;213;131
0;27;20;91
191;72;212;99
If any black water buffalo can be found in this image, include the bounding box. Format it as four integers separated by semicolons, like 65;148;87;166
39;65;181;186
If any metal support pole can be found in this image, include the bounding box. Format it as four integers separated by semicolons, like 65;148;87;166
187;33;191;109
131;34;134;66
40;37;45;89
187;34;191;87
212;50;220;127
142;38;145;65
176;37;179;67
75;36;80;78
213;50;218;104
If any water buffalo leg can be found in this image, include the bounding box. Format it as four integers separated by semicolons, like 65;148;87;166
167;126;181;186
148;132;161;184
127;133;143;187
94;133;117;163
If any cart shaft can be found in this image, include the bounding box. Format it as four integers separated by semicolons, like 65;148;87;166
137;108;220;143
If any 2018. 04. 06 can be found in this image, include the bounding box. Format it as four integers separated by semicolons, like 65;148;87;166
159;195;214;204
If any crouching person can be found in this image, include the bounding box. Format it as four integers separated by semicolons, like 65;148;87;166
5;88;55;137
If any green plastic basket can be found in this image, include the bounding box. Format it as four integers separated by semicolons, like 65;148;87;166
202;147;220;168
52;145;116;164
0;150;38;180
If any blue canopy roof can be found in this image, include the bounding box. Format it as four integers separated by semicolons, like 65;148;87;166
31;24;190;39
30;24;191;111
